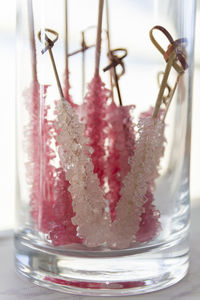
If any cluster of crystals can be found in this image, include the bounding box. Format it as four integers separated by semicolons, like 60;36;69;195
45;167;82;246
136;188;161;242
56;98;112;247
25;82;81;246
136;107;163;242
108;103;136;178
107;117;165;248
106;102;136;220
26;82;165;248
24;82;49;223
55;94;165;248
83;75;122;221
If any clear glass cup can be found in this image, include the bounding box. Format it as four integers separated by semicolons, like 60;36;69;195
15;0;196;296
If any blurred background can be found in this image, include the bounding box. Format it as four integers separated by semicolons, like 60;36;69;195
0;0;200;231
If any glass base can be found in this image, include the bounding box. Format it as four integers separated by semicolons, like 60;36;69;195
15;232;189;296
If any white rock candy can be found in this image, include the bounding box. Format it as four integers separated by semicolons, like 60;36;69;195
108;117;165;248
56;99;111;247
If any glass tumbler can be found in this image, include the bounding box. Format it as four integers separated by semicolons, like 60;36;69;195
15;0;196;296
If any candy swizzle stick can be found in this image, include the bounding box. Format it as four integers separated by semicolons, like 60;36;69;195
38;27;110;247
150;26;187;119
132;26;188;244
37;29;83;245
26;1;53;231
109;26;188;247
103;48;131;219
83;0;123;221
26;0;40;225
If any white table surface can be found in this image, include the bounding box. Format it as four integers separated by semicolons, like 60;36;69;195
0;201;200;300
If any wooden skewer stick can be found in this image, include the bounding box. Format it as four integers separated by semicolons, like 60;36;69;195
66;28;95;101
68;25;108;58
81;31;86;100
38;29;64;99
150;26;188;119
67;24;107;101
157;71;171;105
149;26;187;73
113;65;122;106
105;0;111;53
95;0;104;75
103;48;127;106
153;50;176;118
68;44;95;57
27;0;37;82
105;0;114;102
65;0;70;91
163;73;183;121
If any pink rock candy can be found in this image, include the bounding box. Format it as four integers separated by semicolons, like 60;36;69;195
136;188;161;242
105;102;136;220
84;75;123;221
25;82;81;245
